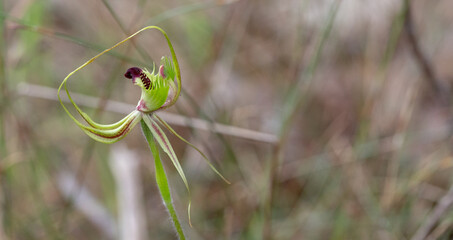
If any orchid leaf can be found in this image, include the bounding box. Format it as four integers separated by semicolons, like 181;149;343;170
154;114;230;184
141;120;186;240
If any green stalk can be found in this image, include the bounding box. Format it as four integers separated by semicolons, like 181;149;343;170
141;120;186;240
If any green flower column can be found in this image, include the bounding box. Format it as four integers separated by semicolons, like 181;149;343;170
124;57;176;113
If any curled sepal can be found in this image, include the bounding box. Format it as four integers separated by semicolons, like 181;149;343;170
142;114;192;225
81;110;138;130
154;115;230;184
79;110;141;144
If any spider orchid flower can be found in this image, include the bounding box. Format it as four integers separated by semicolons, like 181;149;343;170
57;26;228;237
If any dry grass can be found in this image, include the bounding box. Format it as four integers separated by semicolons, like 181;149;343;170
2;0;453;239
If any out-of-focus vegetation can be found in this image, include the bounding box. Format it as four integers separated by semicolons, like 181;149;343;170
2;0;453;239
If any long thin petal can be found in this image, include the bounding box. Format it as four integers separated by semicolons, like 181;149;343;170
141;120;186;239
142;114;190;192
142;114;192;226
142;114;192;225
154;114;230;184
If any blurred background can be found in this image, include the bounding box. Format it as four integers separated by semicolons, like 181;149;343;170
2;0;453;239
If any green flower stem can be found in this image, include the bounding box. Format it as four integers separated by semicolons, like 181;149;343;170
141;120;186;240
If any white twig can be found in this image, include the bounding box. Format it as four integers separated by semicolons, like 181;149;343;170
17;83;278;144
110;145;147;240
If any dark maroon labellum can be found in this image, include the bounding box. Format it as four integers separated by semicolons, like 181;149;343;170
124;67;152;90
124;67;142;79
